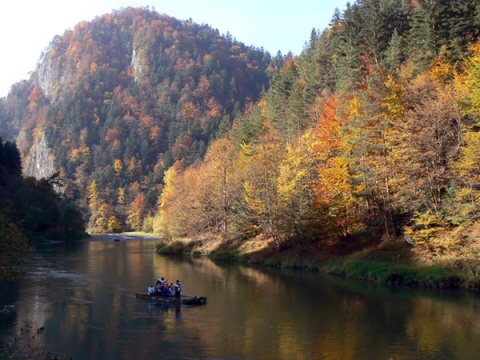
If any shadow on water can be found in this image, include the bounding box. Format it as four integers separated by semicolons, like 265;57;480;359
0;281;19;331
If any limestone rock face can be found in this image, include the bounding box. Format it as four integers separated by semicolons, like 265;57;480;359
23;132;56;179
34;35;69;101
131;48;144;81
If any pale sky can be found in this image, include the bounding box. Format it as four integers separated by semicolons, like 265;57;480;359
0;0;349;98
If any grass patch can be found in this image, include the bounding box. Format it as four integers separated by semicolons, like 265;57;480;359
210;250;248;262
343;259;393;283
321;257;465;289
413;267;463;289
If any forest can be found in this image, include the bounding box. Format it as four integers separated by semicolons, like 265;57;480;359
153;0;480;261
1;0;480;268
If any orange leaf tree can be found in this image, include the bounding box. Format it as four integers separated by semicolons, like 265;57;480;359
311;94;363;237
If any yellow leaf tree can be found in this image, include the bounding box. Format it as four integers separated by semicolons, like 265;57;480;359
451;41;480;222
243;122;284;242
127;193;147;231
277;134;316;238
203;137;244;240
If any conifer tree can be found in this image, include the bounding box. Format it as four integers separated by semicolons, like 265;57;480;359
408;0;450;69
384;29;404;70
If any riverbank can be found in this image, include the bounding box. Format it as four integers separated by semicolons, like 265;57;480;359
88;232;162;241
155;231;480;293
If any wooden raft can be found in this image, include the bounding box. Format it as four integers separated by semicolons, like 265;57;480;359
135;292;207;305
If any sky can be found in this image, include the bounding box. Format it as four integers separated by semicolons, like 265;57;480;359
0;0;349;98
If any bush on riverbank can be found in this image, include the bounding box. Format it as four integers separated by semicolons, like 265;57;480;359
156;240;190;255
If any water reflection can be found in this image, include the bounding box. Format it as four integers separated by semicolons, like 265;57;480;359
3;238;480;359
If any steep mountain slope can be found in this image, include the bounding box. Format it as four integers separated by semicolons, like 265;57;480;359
0;7;281;231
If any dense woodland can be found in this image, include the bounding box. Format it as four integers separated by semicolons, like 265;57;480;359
154;0;480;251
0;136;86;279
0;136;85;241
1;1;480;258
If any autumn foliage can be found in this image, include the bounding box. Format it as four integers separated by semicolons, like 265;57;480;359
0;7;280;233
1;0;480;254
155;0;480;250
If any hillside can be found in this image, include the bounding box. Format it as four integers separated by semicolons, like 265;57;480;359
2;0;480;281
153;0;480;278
0;7;281;232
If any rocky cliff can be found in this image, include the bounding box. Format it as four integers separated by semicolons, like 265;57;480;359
23;132;56;179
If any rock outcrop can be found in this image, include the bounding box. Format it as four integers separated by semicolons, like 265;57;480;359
23;132;56;179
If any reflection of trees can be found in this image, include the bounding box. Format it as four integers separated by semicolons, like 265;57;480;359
405;296;480;358
9;240;480;359
192;263;480;360
306;276;480;359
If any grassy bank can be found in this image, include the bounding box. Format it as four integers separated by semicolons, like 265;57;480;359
205;248;472;291
155;235;480;292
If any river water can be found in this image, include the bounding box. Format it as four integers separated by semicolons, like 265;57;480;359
1;236;480;359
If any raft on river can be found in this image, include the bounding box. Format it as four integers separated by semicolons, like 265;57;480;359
135;292;207;305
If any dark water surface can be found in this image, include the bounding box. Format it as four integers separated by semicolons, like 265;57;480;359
1;236;480;359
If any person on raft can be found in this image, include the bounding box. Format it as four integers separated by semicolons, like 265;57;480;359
148;277;182;298
174;280;182;299
155;277;165;288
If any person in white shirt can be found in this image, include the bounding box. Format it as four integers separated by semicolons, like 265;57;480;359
147;285;155;295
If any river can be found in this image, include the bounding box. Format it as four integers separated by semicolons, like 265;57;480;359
1;236;480;359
